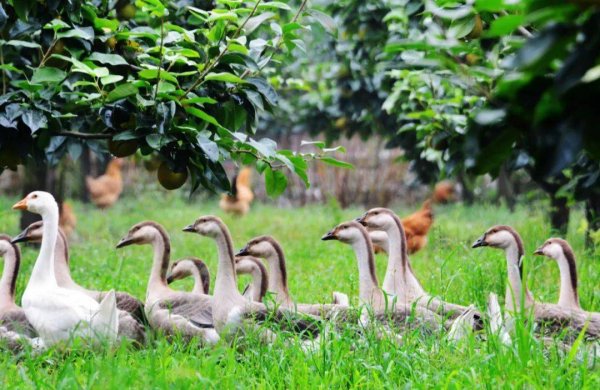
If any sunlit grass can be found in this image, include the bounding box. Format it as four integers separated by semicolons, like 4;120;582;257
0;192;598;388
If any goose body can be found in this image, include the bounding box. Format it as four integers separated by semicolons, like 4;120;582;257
358;208;480;322
321;221;442;333
0;235;35;337
13;222;145;343
472;225;600;339
183;217;320;341
116;222;218;345
236;236;349;317
12;192;118;346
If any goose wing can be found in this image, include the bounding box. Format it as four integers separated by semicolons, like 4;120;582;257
155;293;213;328
241;303;321;338
114;292;147;324
0;309;36;337
534;304;600;340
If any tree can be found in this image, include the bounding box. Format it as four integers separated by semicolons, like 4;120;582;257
0;0;348;203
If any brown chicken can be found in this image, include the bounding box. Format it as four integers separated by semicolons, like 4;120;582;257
85;158;124;209
374;199;434;255
433;180;455;204
401;199;434;254
219;167;254;216
59;201;77;239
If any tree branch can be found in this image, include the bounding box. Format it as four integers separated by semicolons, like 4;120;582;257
54;131;112;140
153;17;166;103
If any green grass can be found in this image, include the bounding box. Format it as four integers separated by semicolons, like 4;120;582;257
0;192;598;388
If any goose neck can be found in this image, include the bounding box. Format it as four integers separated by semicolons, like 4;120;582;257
0;246;19;308
351;237;382;307
504;243;532;311
264;245;290;301
213;229;241;300
29;206;59;287
555;253;580;309
53;230;79;289
148;229;170;294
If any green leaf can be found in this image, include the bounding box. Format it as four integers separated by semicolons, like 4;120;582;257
106;83;138;102
319;156;353;169
244;12;275;35
31;67;66;83
308;9;337;35
87;52;128;66
258;2;291;11
4;40;41;49
300;140;325;149
448;17;476;39
485;14;524;38
139;69;179;84
57;27;95;41
100;75;124;85
185;106;225;129
264;166;287;197
204;72;246;84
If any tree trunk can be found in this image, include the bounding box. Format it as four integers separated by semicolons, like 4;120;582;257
497;165;516;212
585;192;600;248
457;171;474;205
549;193;570;235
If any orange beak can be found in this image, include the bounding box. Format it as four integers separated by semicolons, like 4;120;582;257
12;198;28;211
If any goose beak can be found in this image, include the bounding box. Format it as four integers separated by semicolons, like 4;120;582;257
11;228;31;244
182;224;195;233
12;198;28;211
471;235;488;248
356;214;367;226
236;246;250;256
166;274;174;284
116;236;134;249
533;246;544;256
321;230;336;241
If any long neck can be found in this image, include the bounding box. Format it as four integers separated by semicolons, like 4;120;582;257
147;230;170;295
555;253;580;309
504;243;532;311
213;227;242;300
265;243;290;301
53;229;79;289
382;216;425;298
0;246;19;307
351;237;382;307
248;267;264;302
29;206;59;287
189;266;205;295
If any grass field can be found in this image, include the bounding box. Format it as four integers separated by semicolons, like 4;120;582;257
0;192;598;388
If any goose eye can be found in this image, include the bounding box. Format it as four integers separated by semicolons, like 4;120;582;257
32;194;38;199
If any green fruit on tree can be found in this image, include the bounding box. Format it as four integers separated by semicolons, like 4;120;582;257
118;4;137;20
466;15;483;39
158;162;188;190
108;139;138;157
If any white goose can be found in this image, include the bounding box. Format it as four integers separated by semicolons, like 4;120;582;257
12;191;118;346
12;221;146;344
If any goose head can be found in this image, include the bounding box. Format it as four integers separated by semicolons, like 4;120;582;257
182;216;224;238
167;257;211;293
471;225;523;253
321;221;369;245
236;236;273;257
533;238;570;259
12;191;57;215
116;221;163;248
11;221;43;244
356;208;396;231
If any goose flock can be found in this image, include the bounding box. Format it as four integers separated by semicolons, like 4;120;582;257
0;191;598;353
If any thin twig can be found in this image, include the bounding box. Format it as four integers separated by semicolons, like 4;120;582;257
179;0;263;101
500;10;533;38
153;17;166;102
